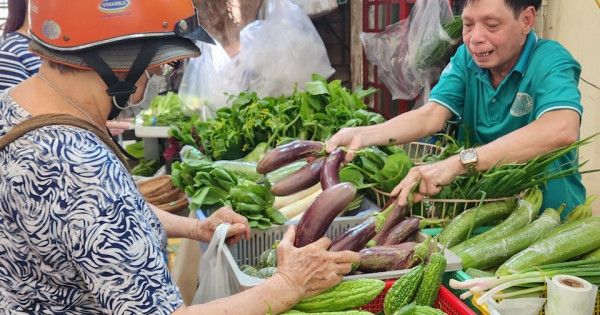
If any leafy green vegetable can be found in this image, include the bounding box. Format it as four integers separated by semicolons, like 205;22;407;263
141;91;188;127
131;159;162;177
169;74;384;161
171;146;284;228
125;140;145;159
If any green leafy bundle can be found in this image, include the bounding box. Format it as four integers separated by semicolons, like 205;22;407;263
171;146;285;229
340;146;413;193
140;91;188;127
169;74;384;160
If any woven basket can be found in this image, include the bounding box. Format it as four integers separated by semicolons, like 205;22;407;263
136;175;189;213
400;141;444;165
371;187;523;219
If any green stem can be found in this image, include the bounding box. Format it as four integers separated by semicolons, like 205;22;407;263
493;285;546;299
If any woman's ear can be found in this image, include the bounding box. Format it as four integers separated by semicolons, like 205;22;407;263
520;6;536;33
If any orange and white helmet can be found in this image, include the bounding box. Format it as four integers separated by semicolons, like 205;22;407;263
28;0;213;118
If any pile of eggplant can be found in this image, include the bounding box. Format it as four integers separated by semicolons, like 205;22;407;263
257;140;356;247
257;140;434;274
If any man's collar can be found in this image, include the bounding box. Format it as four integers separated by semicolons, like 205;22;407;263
467;30;539;75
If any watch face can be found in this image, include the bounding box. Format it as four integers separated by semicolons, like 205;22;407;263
461;149;477;163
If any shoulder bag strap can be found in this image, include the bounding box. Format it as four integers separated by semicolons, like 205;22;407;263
0;114;131;172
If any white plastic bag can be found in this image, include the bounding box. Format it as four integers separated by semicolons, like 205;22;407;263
192;223;239;304
219;0;334;99
178;41;231;121
361;0;458;105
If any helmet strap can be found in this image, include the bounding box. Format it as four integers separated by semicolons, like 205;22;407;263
80;39;164;120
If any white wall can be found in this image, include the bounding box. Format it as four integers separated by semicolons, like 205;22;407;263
542;0;600;214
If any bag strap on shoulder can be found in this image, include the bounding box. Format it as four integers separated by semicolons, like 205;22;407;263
0;114;131;171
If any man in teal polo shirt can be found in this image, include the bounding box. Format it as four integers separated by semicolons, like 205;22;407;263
326;0;585;218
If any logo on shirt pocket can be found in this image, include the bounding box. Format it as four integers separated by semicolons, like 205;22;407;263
510;93;533;117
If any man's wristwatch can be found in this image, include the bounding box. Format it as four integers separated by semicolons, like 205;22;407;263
459;148;478;175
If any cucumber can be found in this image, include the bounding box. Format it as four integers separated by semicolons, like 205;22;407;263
213;160;263;182
451;188;543;252
243;142;271;162
266;160;307;183
457;207;561;270
496;216;600;276
437;200;517;248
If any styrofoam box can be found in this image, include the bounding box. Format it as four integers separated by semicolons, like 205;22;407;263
223;200;462;291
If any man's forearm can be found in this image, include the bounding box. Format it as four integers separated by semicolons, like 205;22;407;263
362;102;451;147
472;110;580;172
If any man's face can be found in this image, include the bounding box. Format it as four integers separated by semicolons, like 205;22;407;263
461;0;531;74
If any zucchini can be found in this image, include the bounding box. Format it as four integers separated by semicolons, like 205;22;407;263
564;194;597;223
579;247;600;267
383;264;424;315
437;200;517;248
496;216;600;276
293;278;385;312
213;160;262;182
456;207;561;270
243;142;271;162
451;188;543;252
266;160;307;183
413;251;447;307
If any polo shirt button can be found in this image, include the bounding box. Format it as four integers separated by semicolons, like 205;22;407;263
491;98;496;102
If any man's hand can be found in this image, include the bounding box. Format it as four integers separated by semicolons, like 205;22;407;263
325;127;364;163
391;155;464;207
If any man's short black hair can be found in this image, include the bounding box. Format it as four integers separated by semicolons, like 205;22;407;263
465;0;541;18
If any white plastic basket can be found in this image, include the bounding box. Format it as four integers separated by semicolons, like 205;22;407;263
222;195;463;291
225;231;463;291
225;198;380;267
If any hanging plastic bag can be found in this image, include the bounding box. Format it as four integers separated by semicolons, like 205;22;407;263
178;40;231;121
218;0;334;99
360;0;461;105
192;223;239;304
360;19;418;101
407;0;459;87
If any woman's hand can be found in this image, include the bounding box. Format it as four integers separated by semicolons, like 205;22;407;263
194;206;250;244
273;225;360;300
106;118;133;135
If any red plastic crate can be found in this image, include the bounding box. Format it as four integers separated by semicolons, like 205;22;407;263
358;279;476;314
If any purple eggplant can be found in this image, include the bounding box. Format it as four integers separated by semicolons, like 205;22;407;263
369;204;407;246
319;148;346;190
294;182;357;247
329;202;405;252
381;217;420;246
357;242;417;273
329;215;378;252
271;157;325;196
256;140;325;174
388;236;432;271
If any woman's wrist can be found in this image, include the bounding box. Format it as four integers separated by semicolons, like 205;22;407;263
264;273;304;311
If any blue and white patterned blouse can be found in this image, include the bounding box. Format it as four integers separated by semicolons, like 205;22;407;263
0;91;183;314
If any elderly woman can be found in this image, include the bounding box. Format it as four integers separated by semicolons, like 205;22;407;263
0;1;359;314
